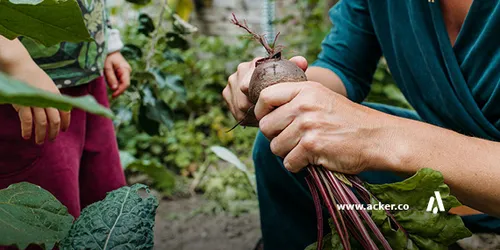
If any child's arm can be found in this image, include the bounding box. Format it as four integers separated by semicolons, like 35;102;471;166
0;36;71;144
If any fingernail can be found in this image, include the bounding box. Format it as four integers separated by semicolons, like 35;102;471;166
284;162;292;172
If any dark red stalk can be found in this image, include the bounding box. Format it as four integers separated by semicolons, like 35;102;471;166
348;176;407;237
341;182;392;249
322;169;379;250
305;176;324;250
316;169;349;239
308;167;351;250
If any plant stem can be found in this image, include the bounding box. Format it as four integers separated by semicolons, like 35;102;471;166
146;0;169;70
306;175;324;250
308;167;351;250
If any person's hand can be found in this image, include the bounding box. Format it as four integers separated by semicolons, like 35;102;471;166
8;64;71;144
223;56;308;126
254;81;395;174
104;52;131;98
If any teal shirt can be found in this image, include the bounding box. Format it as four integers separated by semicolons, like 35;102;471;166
312;0;500;232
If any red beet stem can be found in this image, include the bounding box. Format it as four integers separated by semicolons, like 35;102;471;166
308;167;351;250
322;169;379;250
305;176;324;250
341;182;392;250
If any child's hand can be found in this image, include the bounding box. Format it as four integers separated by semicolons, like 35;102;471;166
0;36;71;144
104;52;131;98
9;64;71;144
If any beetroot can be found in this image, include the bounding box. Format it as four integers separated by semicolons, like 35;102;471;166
229;14;306;129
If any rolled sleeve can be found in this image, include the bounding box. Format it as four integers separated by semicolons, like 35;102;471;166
311;0;382;103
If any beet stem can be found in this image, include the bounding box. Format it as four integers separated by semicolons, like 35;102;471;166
341;182;392;250
308;167;351;250
322;169;379;250
306;175;324;250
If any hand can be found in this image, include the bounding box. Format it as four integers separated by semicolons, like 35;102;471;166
223;56;308;126
9;64;71;144
104;52;132;98
254;81;394;174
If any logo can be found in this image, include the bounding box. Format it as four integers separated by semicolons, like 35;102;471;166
427;191;445;214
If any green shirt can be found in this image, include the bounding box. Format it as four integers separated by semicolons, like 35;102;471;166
21;0;109;88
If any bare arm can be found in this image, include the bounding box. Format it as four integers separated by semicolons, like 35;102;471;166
379;116;500;217
306;66;348;97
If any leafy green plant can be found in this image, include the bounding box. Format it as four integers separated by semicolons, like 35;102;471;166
0;183;158;250
112;1;197;136
0;183;74;250
306;168;472;250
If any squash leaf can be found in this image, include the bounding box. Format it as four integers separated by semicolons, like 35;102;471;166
0;0;91;46
0;182;74;250
0;72;113;118
60;184;159;250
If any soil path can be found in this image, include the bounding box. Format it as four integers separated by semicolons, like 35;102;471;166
154;195;261;250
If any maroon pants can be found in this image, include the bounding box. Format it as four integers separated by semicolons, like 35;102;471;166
0;77;126;218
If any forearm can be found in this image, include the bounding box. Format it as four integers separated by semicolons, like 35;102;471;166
375;116;500;216
306;66;348;97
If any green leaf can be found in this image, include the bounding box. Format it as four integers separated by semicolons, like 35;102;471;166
60;184;159;250
210;146;249;174
162;49;184;63
119;150;137;170
129;160;176;196
121;44;144;60
366;168;472;250
165;32;189;50
0;182;74;250
138;13;155;36
0;72;113;118
0;0;92;46
125;0;151;5
149;69;187;99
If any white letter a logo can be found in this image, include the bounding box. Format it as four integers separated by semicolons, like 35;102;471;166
426;191;445;214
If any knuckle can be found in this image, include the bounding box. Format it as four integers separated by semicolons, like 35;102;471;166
237;101;250;113
228;73;236;84
237;62;248;72
270;139;283;157
259;89;272;104
222;86;230;98
301;133;318;151
297;103;315;113
51;117;61;127
298;115;317;131
38;119;48;127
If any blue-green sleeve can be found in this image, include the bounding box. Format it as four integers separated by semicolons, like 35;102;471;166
311;0;382;103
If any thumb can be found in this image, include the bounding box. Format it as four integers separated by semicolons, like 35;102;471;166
289;56;308;72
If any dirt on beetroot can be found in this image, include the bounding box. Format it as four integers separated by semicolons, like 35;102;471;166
154;195;261;250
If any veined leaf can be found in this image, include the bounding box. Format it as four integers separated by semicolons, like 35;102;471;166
366;168;472;250
0;182;74;250
0;72;113;118
60;184;159;250
0;0;91;46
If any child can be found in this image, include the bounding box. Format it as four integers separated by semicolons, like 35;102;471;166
0;0;130;219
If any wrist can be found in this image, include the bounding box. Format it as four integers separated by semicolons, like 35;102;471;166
363;116;418;174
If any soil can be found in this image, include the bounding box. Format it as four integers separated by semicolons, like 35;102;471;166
154;195;261;250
